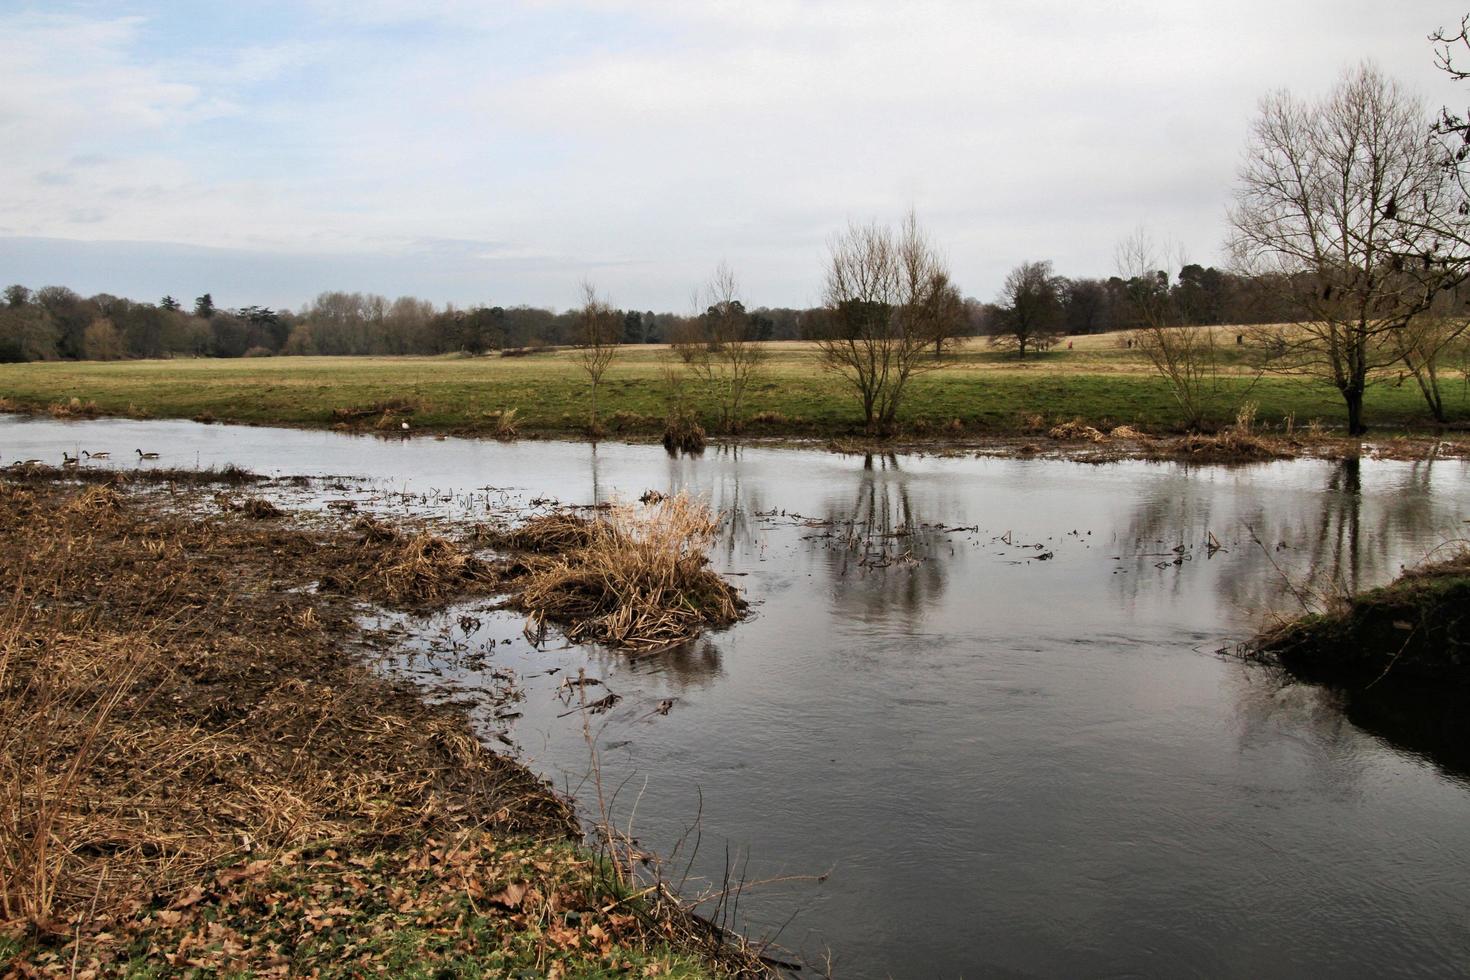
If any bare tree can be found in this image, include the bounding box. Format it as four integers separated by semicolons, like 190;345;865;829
685;262;767;432
1229;62;1468;434
990;260;1063;358
1119;228;1233;430
573;281;621;431
814;211;951;435
923;271;968;357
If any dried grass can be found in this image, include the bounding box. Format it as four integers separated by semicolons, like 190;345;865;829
490;407;520;440
45;397;99;419
320;517;502;605
1047;418;1108;442
502;494;745;650
0;478;572;946
663;411;707;455
1170;403;1294;462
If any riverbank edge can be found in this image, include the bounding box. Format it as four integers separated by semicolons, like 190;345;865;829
1250;553;1470;690
0;474;771;977
4;403;1467;465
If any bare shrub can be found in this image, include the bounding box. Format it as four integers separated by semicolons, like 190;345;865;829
813;211;957;435
683;263;767;433
572;281;622;432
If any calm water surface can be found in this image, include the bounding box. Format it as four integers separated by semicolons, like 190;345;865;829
6;415;1470;978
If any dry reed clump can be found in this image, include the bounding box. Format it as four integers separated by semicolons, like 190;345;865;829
662;412;707;455
240;497;283;518
502;494;746;649
488;407;520;440
1108;424;1148;439
1047;419;1108;442
45;397;100;419
63;484;122;515
1171;401;1294;462
487;512;597;553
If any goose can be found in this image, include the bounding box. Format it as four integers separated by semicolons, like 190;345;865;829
61;452;79;467
83;450;110;460
136;449;160;460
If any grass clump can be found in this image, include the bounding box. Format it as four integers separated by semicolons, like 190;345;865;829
1169;402;1294;463
1047;419;1108;442
499;494;745;650
45;397;99;419
490;407;520;440
663;411;707;455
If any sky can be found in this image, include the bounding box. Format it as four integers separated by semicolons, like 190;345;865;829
0;1;1463;312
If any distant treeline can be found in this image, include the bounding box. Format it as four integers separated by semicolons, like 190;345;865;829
0;265;1298;362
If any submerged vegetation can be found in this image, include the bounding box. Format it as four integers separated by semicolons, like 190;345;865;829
0;473;763;976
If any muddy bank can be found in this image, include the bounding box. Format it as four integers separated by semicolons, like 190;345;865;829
0;475;768;976
1252;552;1470;690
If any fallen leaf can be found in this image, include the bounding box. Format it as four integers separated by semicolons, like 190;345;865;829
487;882;528;908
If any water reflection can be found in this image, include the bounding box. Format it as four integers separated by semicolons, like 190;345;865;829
588;635;726;691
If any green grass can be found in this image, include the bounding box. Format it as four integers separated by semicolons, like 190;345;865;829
21;835;729;978
2;337;1467;438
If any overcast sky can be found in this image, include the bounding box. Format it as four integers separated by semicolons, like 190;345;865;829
0;1;1462;312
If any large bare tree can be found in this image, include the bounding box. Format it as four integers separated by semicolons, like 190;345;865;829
1228;62;1468;434
813;212;954;435
573;281;622;431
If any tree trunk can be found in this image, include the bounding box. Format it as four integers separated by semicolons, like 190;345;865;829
1344;385;1367;436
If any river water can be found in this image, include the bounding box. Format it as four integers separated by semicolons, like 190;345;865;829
5;414;1470;978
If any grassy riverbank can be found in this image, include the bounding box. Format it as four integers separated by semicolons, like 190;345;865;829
3;335;1467;440
1254;551;1470;690
0;472;765;977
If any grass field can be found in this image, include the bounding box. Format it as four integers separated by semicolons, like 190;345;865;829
2;333;1467;439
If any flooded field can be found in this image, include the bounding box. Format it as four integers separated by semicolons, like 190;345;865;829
6;414;1470;977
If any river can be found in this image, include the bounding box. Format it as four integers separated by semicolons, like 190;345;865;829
5;414;1469;978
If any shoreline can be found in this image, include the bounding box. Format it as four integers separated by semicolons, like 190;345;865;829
3;404;1467;466
0;472;772;976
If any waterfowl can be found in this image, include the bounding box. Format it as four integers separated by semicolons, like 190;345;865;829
83;450;110;459
61;452;79;467
136;449;160;460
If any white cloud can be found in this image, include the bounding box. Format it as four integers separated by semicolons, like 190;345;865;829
0;1;1460;307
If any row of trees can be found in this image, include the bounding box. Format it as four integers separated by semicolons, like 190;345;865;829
0;258;1309;366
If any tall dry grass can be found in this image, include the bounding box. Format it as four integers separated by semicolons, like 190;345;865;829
510;493;745;649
